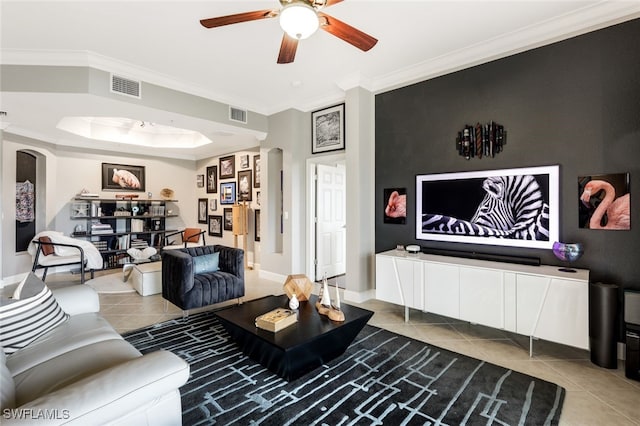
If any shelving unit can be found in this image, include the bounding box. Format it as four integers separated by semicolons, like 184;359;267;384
71;197;178;269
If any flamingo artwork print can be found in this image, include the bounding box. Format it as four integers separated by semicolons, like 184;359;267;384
579;173;631;230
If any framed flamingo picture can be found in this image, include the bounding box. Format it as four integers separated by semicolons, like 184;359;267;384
383;188;406;224
578;173;630;230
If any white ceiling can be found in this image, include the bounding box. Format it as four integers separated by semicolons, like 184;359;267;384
2;0;640;160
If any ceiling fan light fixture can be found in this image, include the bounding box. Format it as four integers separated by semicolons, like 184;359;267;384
279;2;319;40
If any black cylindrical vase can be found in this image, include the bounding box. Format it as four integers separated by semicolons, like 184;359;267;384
589;282;619;369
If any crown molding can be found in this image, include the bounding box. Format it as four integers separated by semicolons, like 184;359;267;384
3;2;639;116
370;1;640;95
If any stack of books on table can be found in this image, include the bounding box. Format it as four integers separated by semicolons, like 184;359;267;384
255;308;297;332
91;222;113;235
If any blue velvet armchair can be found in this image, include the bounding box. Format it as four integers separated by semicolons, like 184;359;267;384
161;245;244;312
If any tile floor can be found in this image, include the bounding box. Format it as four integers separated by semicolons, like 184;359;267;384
45;269;640;425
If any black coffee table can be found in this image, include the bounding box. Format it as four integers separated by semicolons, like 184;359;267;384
214;294;373;381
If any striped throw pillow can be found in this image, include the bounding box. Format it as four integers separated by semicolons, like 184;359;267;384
0;273;68;355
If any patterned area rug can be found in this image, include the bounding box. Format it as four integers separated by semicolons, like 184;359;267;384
123;311;565;425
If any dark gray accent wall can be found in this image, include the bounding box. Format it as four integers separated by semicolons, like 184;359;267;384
375;18;640;291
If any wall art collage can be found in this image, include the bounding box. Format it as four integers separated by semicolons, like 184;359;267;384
197;153;261;240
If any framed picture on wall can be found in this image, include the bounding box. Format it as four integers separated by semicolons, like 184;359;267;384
209;198;217;212
223;208;233;231
101;163;145;191
383;188;407;224
238;170;252;201
196;174;204;188
311;103;345;154
219;155;235;179
198;198;208;224
253;155;261;188
206;166;217;193
240;154;249;169
208;215;223;237
220;182;236;204
578;172;630;230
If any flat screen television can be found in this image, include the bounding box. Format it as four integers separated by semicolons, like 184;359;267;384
416;165;559;249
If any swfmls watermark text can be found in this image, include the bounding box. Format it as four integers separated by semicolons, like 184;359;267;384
2;409;71;421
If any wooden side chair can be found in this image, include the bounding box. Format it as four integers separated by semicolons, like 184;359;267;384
162;228;206;250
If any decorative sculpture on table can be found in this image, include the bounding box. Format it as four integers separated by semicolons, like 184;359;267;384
288;293;299;310
316;274;332;314
283;274;312;310
127;247;157;261
329;277;345;322
552;241;584;273
283;274;313;301
315;274;344;322
332;279;340;311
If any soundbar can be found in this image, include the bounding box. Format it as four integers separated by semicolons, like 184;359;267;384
419;247;540;266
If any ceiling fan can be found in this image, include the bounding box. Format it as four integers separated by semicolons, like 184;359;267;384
200;0;378;64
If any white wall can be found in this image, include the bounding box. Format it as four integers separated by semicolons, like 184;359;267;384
0;130;4;281
1;133;197;280
195;148;261;266
257;90;376;301
2;88;377;301
2;136;60;279
344;87;376;300
259;109;308;282
53;149;196;235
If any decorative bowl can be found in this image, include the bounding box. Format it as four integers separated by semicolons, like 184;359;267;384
160;188;175;200
552;241;584;263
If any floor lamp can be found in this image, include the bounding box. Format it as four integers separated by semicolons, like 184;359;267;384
232;202;249;269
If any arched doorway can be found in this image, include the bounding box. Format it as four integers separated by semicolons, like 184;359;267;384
16;150;37;252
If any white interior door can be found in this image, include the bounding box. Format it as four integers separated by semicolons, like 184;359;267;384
315;163;346;279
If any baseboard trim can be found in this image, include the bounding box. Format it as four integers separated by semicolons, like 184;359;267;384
344;289;376;304
258;269;287;284
0;272;29;288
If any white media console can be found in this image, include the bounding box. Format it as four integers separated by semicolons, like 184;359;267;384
375;249;590;356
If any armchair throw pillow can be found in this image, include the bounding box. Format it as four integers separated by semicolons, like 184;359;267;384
193;252;219;275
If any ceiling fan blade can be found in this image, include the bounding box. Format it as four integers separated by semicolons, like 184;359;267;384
277;34;299;64
318;13;378;51
200;10;277;28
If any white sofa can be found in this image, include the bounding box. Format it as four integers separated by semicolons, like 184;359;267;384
1;278;189;425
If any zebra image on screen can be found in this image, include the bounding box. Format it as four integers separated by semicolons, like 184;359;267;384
422;174;550;241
